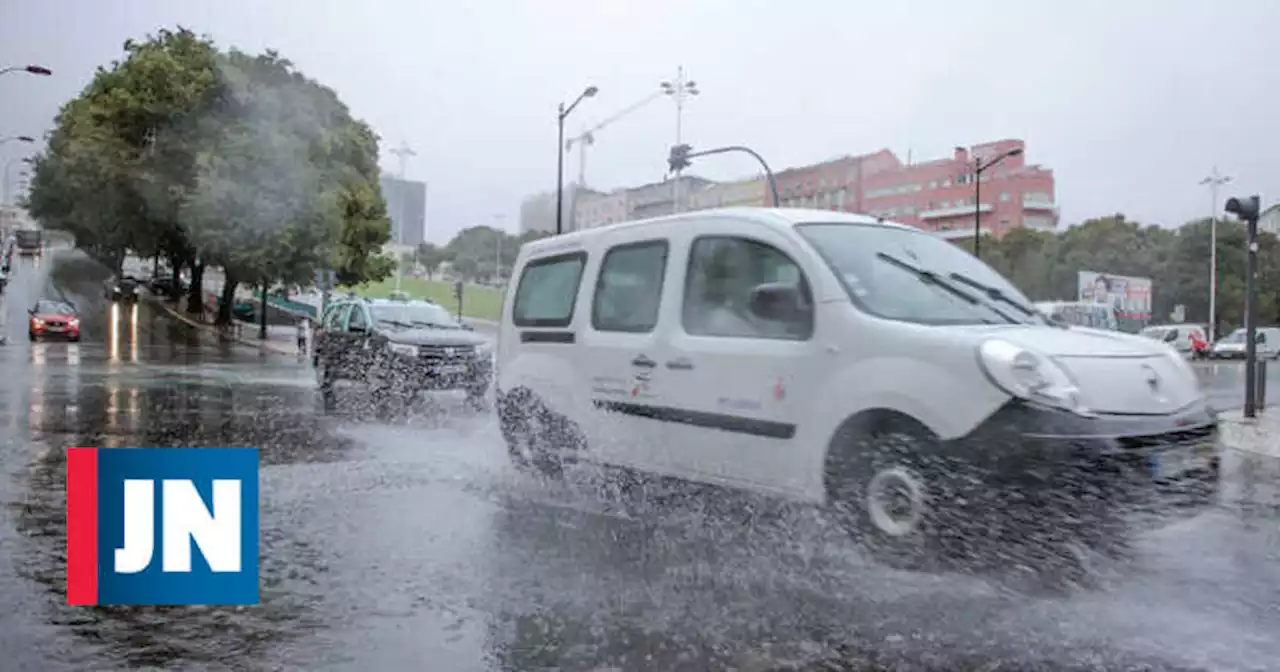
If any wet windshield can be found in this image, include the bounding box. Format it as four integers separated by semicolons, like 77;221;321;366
370;303;460;329
33;300;74;314
797;223;1041;325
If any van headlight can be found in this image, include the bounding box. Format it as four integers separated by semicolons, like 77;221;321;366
473;342;493;359
386;342;418;357
977;339;1082;412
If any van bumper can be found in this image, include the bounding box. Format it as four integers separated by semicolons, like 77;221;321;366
946;400;1220;525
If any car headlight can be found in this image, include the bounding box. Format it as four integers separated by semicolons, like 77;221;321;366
69;318;80;327
977;339;1082;412
473;342;493;358
386;342;418;357
113;285;121;292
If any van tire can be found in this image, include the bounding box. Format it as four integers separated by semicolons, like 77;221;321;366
498;389;564;479
824;413;962;570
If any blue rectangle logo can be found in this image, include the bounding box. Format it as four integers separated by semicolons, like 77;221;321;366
67;448;259;606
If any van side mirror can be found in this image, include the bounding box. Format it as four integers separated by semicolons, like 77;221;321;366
748;282;807;322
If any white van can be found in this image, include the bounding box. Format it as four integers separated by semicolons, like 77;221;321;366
1210;326;1280;360
1140;323;1208;355
496;208;1218;566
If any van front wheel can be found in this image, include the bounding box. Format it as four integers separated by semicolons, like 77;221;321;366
498;390;563;480
825;416;965;570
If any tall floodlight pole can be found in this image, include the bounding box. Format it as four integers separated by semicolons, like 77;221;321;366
389;142;416;179
661;67;699;214
1200;167;1232;343
555;84;599;235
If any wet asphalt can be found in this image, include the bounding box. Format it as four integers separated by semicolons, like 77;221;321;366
0;248;1278;671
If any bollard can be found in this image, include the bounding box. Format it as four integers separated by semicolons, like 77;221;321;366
1257;359;1268;410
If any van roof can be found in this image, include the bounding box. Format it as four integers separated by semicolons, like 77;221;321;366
522;207;918;255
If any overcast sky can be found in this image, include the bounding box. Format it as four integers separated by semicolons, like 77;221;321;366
3;0;1278;243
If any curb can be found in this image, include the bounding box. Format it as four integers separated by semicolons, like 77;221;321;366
149;297;298;356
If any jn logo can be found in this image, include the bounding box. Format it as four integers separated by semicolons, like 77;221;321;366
66;448;259;606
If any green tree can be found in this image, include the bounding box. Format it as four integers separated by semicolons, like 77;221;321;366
25;27;393;326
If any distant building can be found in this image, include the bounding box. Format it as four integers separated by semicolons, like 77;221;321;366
573;189;630;231
520;185;601;235
1260;204;1280;236
543;138;1056;239
381;175;427;246
687;177;768;210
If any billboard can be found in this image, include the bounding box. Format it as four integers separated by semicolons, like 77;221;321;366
1077;271;1152;321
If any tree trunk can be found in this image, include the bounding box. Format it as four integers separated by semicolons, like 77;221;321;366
186;262;205;316
167;255;183;302
217;271;238;327
259;281;269;340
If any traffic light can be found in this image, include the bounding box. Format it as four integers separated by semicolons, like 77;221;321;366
668;143;693;172
1225;195;1260;220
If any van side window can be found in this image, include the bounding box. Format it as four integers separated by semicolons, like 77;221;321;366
513;252;587;327
323;304;350;330
592;240;668;333
682;236;813;340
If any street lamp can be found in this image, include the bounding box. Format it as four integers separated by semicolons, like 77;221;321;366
660;67;699;213
0;65;52;77
963;146;1023;259
1200;167;1232;343
555;85;599;235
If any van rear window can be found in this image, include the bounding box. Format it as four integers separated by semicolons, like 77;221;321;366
513;252;587;327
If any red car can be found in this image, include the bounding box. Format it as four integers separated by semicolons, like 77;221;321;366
29;299;81;342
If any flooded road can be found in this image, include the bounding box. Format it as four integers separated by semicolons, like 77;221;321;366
0;250;1278;671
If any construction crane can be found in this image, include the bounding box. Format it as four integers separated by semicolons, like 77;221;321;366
564;89;666;187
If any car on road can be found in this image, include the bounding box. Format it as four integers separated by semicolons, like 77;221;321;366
312;297;492;409
496;208;1219;573
104;275;142;302
1209;326;1280;360
13;229;42;256
29;299;81;342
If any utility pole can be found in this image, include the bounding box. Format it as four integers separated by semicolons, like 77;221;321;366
1200;167;1232;343
389;142;416;179
661;67;699;214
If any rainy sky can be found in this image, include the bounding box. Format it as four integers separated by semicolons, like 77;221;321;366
3;0;1279;242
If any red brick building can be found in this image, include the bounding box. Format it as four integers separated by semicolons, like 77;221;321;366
769;139;1057;238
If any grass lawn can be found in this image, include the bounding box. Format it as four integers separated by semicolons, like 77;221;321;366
355;276;504;321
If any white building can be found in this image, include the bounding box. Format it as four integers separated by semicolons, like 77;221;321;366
1259;204;1280;236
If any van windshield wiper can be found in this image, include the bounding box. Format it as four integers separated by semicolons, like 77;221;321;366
945;271;1037;318
875;252;1018;324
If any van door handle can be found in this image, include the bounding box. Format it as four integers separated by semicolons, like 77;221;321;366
631;355;657;368
665;358;695;370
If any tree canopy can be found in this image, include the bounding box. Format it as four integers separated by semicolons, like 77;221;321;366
25;27;392;323
964;214;1280;334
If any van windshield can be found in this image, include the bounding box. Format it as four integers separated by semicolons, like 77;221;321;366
797;223;1042;326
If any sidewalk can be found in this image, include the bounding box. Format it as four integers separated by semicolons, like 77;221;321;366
149;297;301;356
1218;408;1280;459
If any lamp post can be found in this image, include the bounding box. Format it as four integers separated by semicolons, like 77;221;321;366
660;67;699;213
964;146;1023;259
1200;167;1231;343
0;65;52;78
555;85;598;235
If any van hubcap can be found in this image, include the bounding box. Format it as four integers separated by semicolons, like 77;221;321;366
866;466;926;537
